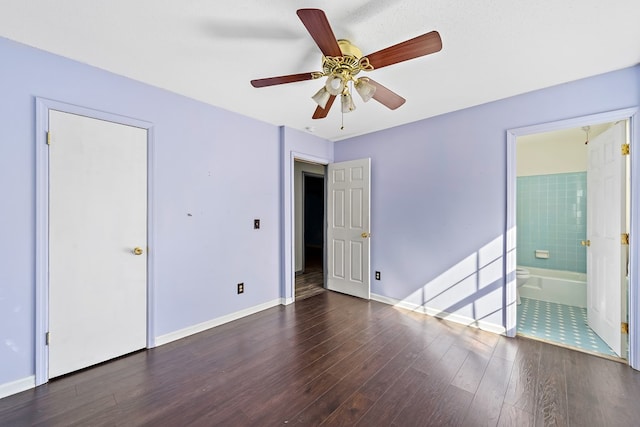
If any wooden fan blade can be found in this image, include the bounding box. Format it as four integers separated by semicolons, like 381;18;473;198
365;31;442;70
312;95;336;119
251;72;315;88
297;9;342;57
367;78;406;110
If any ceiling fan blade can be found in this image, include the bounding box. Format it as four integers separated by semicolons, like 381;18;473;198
297;9;342;57
251;72;315;88
312;95;336;119
365;31;442;69
367;78;406;110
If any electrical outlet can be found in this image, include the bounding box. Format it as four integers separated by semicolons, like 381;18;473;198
254;219;260;229
237;283;244;294
375;271;381;280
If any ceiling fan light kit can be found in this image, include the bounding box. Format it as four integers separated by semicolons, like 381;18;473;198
324;73;346;96
250;8;442;124
311;40;376;114
341;92;356;113
355;78;376;102
311;86;331;109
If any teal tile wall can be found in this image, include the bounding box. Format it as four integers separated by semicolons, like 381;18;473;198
517;172;587;273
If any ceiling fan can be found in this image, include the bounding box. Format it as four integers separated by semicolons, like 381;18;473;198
250;8;442;120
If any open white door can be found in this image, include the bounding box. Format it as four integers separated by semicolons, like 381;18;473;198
48;110;148;378
327;158;371;299
587;121;627;357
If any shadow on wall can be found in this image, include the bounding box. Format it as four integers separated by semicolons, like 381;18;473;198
391;235;513;333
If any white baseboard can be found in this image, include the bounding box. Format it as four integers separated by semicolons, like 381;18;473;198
281;297;295;305
371;293;506;335
0;375;35;399
155;298;282;346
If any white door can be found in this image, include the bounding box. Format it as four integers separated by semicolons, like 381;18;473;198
48;110;148;378
326;158;371;299
586;121;627;357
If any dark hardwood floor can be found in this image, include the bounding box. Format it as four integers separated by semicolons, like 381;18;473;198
2;291;640;426
295;266;325;301
296;246;325;301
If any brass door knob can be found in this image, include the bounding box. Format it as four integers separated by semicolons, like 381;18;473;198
581;240;591;247
361;232;371;238
133;247;144;255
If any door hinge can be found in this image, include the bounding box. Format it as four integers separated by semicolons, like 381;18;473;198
46;131;51;145
622;233;630;245
45;332;50;345
622;322;629;334
622;143;630;155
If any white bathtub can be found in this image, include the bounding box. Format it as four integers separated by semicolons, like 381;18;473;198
519;266;587;308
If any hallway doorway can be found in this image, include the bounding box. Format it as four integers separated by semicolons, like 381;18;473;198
294;162;326;300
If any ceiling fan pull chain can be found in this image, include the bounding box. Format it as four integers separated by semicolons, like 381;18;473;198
341;111;344;130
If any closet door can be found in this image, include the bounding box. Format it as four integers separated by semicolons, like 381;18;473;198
48;109;148;378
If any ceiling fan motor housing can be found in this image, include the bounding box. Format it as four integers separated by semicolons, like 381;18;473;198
337;39;362;58
322;40;373;80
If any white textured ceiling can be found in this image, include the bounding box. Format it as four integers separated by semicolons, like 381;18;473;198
1;1;639;141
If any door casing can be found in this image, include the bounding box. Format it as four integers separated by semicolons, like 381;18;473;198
285;151;331;304
506;107;639;370
35;98;156;385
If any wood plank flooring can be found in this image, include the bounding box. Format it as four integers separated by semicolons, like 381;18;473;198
2;291;640;426
295;246;325;301
295;266;325;301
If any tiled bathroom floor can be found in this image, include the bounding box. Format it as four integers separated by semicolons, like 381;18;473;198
517;297;618;357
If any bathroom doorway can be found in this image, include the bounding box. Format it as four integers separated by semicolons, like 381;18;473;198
514;120;630;359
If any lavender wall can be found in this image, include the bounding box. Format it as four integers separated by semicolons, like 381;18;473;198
335;65;640;330
0;36;285;387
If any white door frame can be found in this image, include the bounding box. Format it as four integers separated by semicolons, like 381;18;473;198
284;151;330;304
506;107;639;369
34;98;156;385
